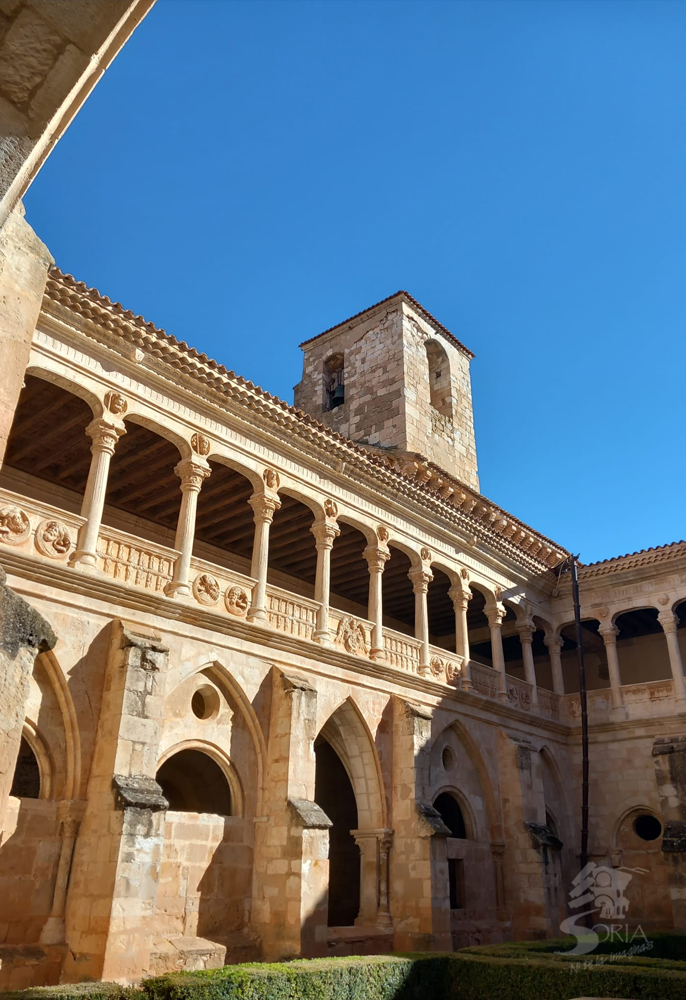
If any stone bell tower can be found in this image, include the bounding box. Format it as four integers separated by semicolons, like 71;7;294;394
294;291;479;491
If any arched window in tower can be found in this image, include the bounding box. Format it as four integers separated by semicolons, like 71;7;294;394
425;339;452;419
323;353;345;411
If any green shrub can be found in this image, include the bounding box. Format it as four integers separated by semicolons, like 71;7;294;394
2;985;143;1000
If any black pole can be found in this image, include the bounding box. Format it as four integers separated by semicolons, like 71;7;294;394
570;555;590;871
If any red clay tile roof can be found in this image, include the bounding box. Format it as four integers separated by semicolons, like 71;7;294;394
299;291;475;359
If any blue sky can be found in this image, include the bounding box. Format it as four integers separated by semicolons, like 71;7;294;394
24;0;686;564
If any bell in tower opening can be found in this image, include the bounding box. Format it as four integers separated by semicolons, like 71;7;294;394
324;353;345;410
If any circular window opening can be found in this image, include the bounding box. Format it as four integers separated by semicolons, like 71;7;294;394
191;684;220;721
633;814;662;842
442;746;456;772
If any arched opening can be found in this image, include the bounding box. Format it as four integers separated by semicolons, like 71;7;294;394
425;340;452;419
428;567;456;652
323;353;345;411
382;546;415;636
0;374;93;509
559;618;607;692
466;586;493;666
434;791;467;839
10;737;40;799
194;461;255;573
102;419;182;545
314;738;359;926
329;521;370;618
267;494;317;594
613;608;671;686
156;749;232;816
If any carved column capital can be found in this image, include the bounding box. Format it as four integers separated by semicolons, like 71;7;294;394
543;632;563;652
408;567;433;594
249;492;281;524
658;611;679;635
85;417;125;456
363;544;390;573
485;603;506;628
448;584;472;611
516;621;536;644
311;519;340;549
174;457;211;493
598;622;619;644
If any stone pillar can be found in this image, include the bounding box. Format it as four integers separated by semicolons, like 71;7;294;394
0;566;56;826
247;493;281;623
165;457;210;598
653;736;686;929
449;584;471;690
0;208;52;469
498;732;556;939
70;417;126;571
543;633;565;696
658;612;686;702
598;623;625;710
252;669;330;961
390;697;451;952
516;622;539;710
352;828;394;928
490;841;509;922
486;603;508;702
40;800;86;945
311;518;340;645
409;567;433;675
364;544;389;661
62;623;169;984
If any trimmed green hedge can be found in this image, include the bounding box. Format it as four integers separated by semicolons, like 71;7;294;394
8;943;686;1000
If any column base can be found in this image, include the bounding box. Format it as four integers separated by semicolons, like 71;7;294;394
247;606;268;623
418;664;430;677
459;677;472;692
164;580;191;599
375;911;393;929
498;691;510;704
69;551;101;574
369;647;386;663
313;630;333;647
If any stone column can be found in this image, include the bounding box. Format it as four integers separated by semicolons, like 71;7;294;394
62;623;169;984
40;800;86;945
247;493;281;623
390;697;451;952
490;841;509;922
311;519;340;645
364;544;389;661
653;736;686;929
351;828;394;928
543;633;565;696
165;457;211;598
409;567;433;675
598;623;625;710
0;566;56;827
516;622;539;710
486;603;508;702
70;417;125;571
658;612;686;702
252;669;330;961
0;208;52;469
449;585;471;690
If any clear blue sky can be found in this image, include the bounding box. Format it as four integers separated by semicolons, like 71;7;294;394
24;0;686;564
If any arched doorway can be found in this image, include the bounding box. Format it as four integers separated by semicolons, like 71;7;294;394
314;738;359;926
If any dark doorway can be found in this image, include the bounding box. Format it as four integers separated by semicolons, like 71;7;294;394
10;737;40;799
434;792;467;838
314;739;360;926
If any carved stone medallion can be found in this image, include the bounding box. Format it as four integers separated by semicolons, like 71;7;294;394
35;519;72;558
420;546;432;563
324;498;338;519
191;432;211;457
104;390;127;415
0;506;31;545
376;525;390;545
263;467;279;490
225;585;249;617
335;616;369;656
429;655;445;679
193;573;220;606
